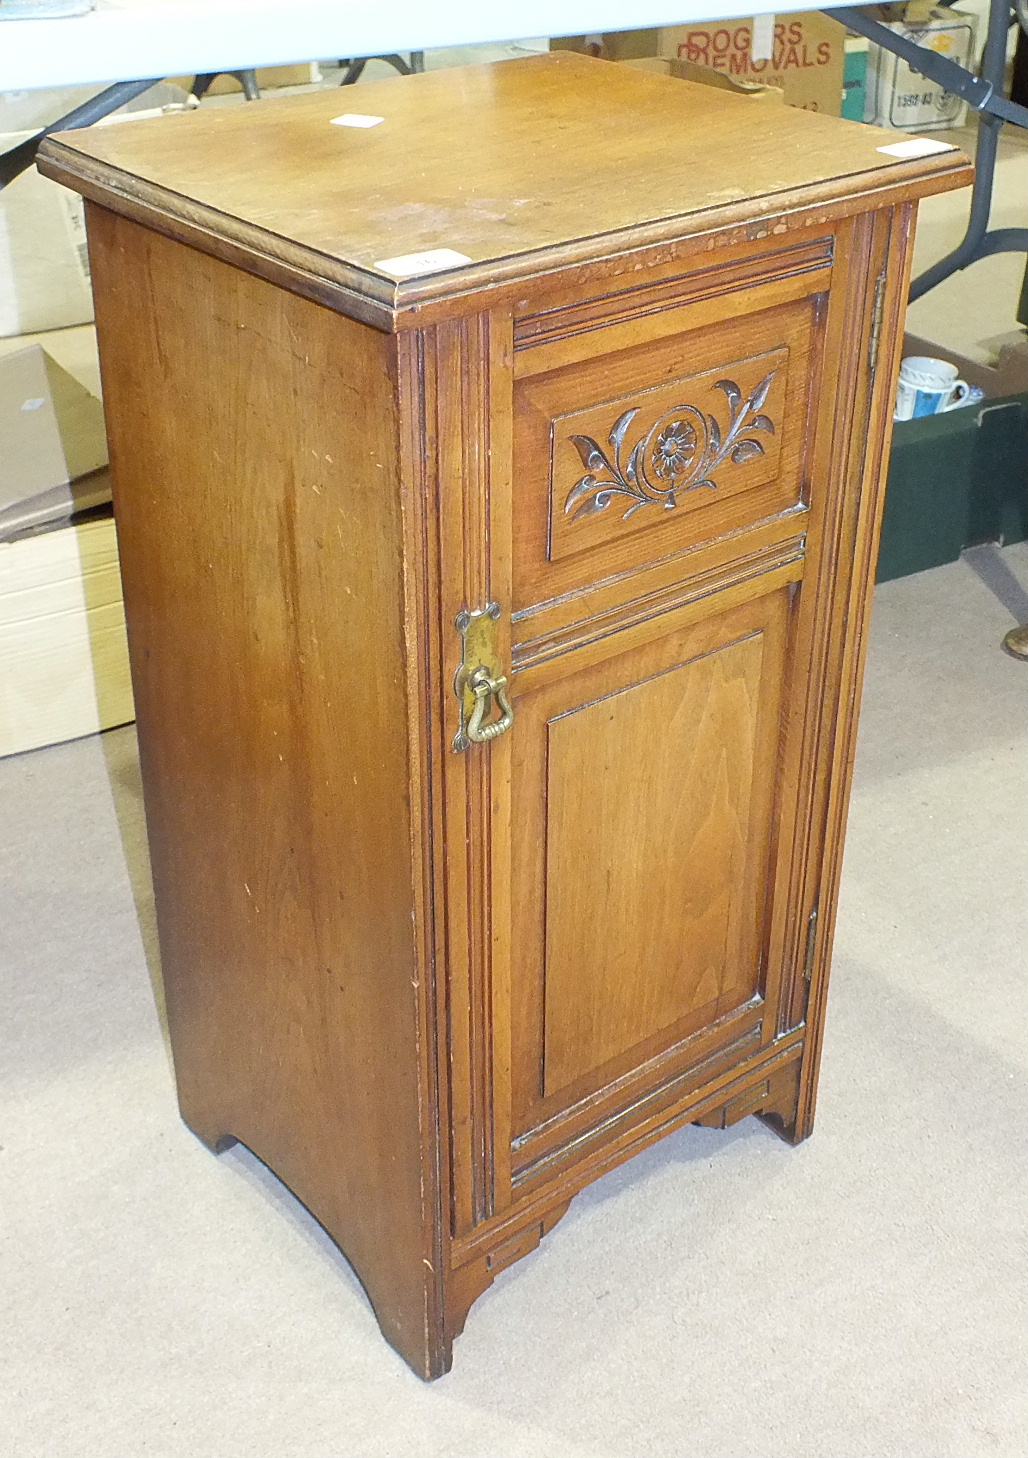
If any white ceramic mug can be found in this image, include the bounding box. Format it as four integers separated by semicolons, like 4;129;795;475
894;356;972;421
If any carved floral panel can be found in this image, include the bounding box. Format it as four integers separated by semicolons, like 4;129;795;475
547;348;787;563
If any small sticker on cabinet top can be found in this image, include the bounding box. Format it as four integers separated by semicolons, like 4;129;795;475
373;249;473;278
876;137;957;158
330;113;384;128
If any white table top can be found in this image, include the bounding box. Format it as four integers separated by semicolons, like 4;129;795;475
1;0;825;92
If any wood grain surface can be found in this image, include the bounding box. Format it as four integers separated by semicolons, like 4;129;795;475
85;206;443;1376
37;54;971;326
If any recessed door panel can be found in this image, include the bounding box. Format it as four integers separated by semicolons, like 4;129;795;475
509;585;792;1152
543;632;763;1096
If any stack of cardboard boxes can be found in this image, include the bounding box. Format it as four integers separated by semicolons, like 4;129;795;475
0;344;132;757
553;6;978;128
0;70;316;756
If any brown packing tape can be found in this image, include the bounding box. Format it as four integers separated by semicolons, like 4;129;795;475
621;54;786;100
0;345;107;505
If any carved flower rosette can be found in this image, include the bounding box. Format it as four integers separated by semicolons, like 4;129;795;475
564;373;777;523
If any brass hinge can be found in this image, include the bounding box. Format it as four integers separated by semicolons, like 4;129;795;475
868;269;887;378
802;902;819;982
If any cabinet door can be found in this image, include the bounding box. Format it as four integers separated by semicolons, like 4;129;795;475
498;262;828;1198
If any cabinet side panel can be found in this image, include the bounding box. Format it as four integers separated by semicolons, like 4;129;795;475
86;206;436;1370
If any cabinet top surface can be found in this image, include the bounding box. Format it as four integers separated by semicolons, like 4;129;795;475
41;52;970;309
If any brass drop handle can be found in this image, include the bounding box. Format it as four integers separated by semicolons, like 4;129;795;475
452;601;515;752
465;667;515;744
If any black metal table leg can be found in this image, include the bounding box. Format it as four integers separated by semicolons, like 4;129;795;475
339;54;416;84
191;70;261;101
910;0;1026;298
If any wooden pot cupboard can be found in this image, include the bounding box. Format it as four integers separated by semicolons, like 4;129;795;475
39;53;971;1379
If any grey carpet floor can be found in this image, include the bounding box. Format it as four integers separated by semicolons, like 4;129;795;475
2;545;1026;1457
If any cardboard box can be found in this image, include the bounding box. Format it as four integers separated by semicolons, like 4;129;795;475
842;36;870;121
621;54;785;102
0;85;107;135
0;343;130;755
554;17;844;113
656;14;846;114
0;514;134;757
863;6;977;130
0;143;93;337
0;343;110;541
0;81;191;337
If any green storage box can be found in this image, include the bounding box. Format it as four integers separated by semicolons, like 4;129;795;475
877;393;1028;582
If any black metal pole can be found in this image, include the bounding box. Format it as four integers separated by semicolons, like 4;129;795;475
828;3;1027;298
909;0;1022;299
832;4;1028;125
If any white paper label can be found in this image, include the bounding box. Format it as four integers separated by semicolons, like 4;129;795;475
60;189;91;284
876;137;957;158
330;113;384;128
373;249;473;279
